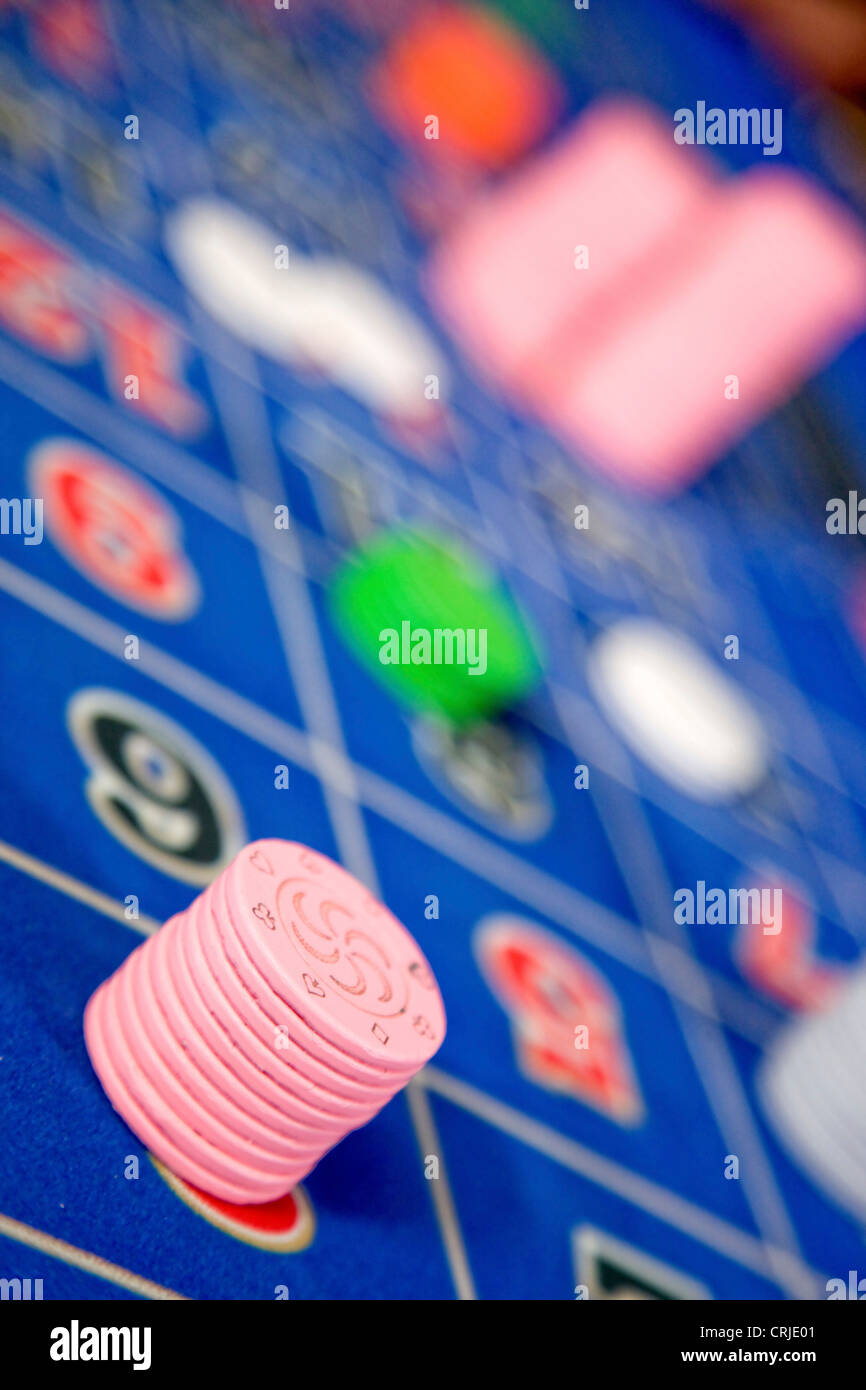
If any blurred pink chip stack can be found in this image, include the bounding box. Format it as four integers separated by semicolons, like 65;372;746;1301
84;840;446;1203
428;96;866;495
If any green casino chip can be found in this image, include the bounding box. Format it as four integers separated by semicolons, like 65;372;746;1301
328;526;542;723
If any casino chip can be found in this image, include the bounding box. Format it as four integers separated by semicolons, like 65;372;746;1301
164;197;447;422
328;525;542;724
367;3;562;171
84;840;446;1204
759;961;866;1224
586;618;769;803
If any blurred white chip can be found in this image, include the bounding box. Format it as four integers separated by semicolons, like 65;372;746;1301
759;963;866;1225
164;197;446;417
586;617;768;802
291;258;447;417
164;197;319;358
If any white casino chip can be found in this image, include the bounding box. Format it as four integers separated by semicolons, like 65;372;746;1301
163;197;321;359
164;197;446;417
759;963;866;1225
586;618;769;802
288;257;447;417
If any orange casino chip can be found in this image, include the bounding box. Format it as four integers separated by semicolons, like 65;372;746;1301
367;3;561;170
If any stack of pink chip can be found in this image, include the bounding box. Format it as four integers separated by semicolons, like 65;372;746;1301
84;840;446;1204
427;96;866;494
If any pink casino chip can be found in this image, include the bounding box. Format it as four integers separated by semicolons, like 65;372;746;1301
104;963;320;1178
84;987;290;1204
195;889;397;1117
428;95;866;494
115;950;322;1167
209;867;417;1089
222;841;446;1073
194;880;398;1112
428;97;714;391
83;840;446;1204
537;169;866;491
98;973;326;1195
144;915;352;1140
121;939;334;1162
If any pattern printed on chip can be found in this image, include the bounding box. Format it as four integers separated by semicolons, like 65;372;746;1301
195;879;391;1118
224;841;446;1072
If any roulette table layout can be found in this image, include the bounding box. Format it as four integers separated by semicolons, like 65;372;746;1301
2;0;866;1304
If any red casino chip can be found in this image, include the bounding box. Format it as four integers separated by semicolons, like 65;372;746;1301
30;438;200;619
